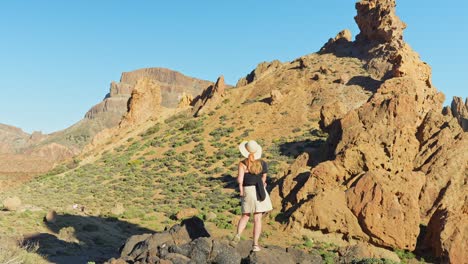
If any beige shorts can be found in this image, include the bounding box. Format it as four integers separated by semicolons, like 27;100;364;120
241;186;273;214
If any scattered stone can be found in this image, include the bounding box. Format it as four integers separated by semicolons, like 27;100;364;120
2;196;21;211
45;210;57;223
311;73;321;81
319;66;332;75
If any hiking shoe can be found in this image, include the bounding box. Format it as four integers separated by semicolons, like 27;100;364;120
252;244;261;252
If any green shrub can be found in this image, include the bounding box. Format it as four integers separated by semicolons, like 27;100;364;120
139;123;161;137
209;127;234;139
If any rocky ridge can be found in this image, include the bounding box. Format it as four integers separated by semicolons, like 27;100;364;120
271;0;467;263
449;96;468;131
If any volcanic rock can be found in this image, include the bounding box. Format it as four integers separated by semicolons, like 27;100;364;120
321;29;353;53
45;210;57;223
119;78;162;127
192;75;227;116
274;0;466;257
355;0;406;44
450;96;468;131
119;68;213;108
289;189;368;241
177;93;194;108
109;217;323;264
423;193;467;264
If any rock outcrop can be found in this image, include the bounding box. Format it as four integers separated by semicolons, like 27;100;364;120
236;60;282;87
119;68;213;108
85;68;212;124
272;0;466;261
119;78;162;127
192;75;227;116
177;93;194;108
106;217;323;264
320;29;353;53
450;96;468;131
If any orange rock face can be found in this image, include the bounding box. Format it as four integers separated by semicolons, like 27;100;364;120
450;96;468;131
192;75;227;116
120;78;162;127
272;0;467;258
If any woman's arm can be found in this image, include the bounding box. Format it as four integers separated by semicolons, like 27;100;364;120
262;173;267;187
237;162;245;197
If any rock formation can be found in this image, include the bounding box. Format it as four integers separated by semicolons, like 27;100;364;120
272;0;466;262
119;78;162;127
106;217;323;264
119;68;213;108
450;96;468;131
236;60;282;87
177;93;194;108
320;29;353;53
192;75;227;116
85;68;212;124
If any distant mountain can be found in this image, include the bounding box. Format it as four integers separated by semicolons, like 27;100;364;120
0;68;213;177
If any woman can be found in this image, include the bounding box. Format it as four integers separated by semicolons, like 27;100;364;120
232;140;273;252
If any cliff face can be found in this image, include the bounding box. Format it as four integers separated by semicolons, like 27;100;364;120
271;0;466;262
85;67;213;122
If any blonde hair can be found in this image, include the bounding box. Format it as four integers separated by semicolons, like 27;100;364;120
245;153;263;175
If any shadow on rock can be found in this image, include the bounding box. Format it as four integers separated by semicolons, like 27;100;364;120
346;75;383;93
279;138;327;167
24;213;154;264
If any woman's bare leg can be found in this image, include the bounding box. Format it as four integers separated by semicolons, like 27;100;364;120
236;213;250;236
253;212;263;246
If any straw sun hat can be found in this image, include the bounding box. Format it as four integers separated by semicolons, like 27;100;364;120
238;140;262;160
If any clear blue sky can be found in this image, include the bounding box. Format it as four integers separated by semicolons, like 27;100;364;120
0;1;466;133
